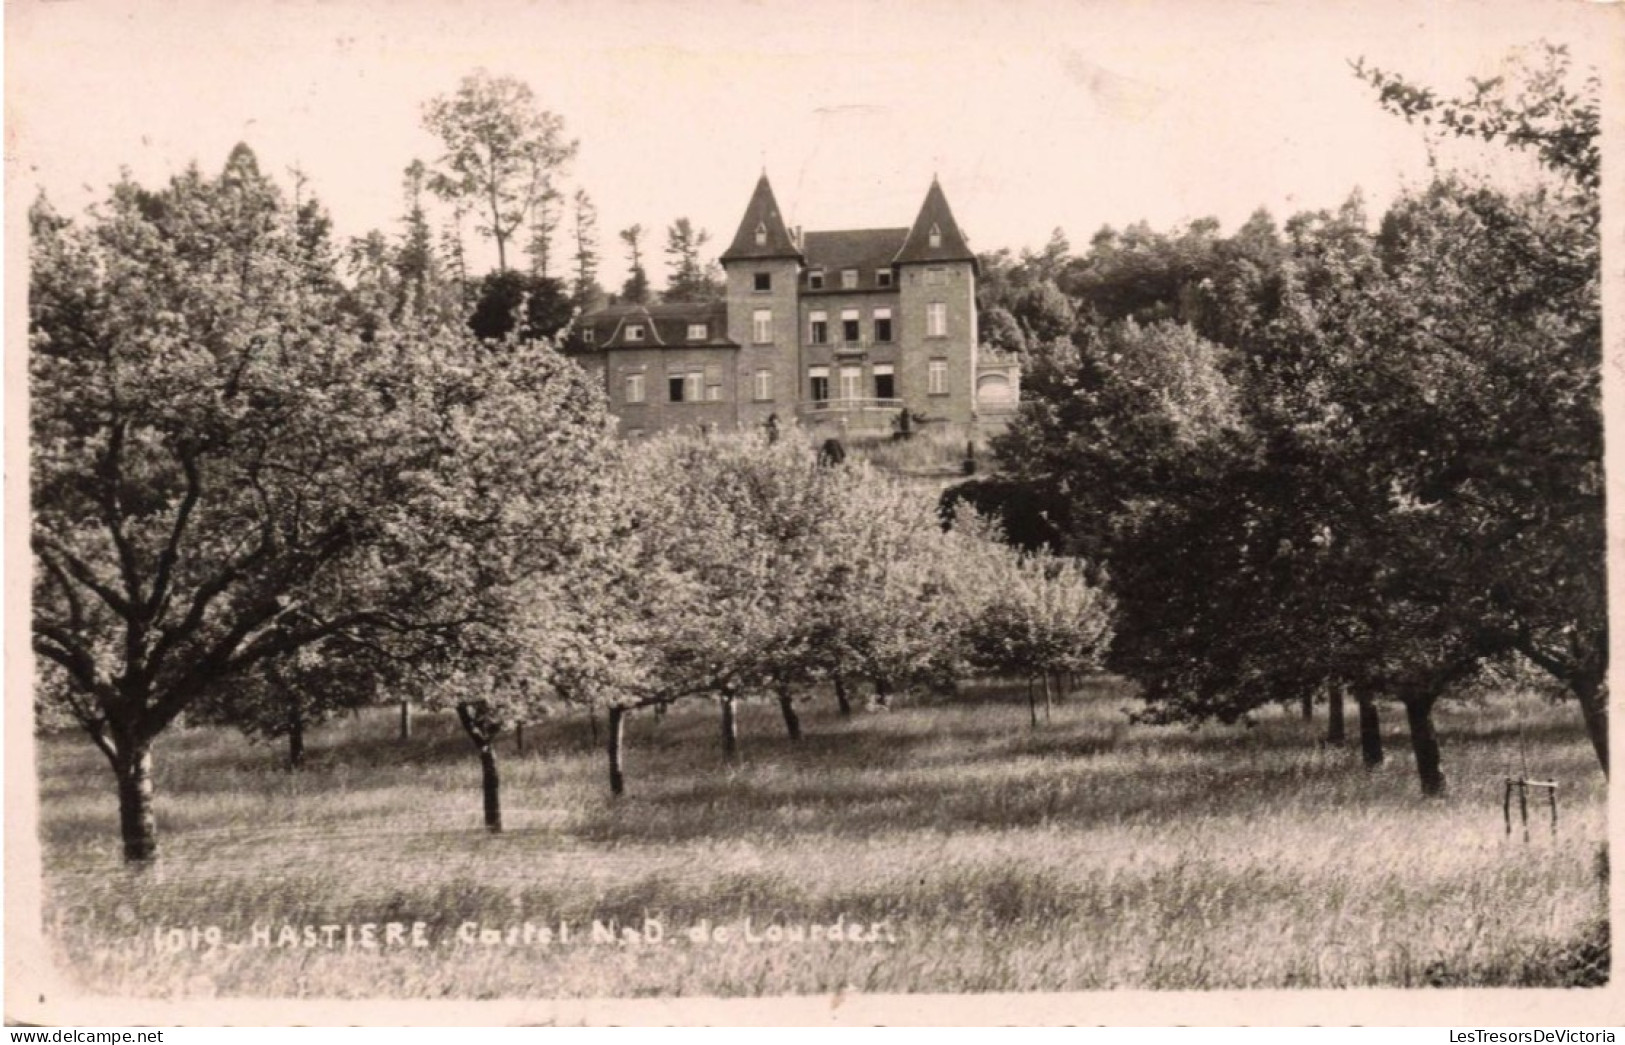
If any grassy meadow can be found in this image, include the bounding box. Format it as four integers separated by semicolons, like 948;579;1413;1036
33;678;1608;998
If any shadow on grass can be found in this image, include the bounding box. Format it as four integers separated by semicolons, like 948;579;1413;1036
37;680;1604;858
564;745;1419;847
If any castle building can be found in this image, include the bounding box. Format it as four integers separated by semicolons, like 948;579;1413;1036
570;174;1019;439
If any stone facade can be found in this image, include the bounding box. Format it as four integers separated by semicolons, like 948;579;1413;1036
572;174;1013;439
724;254;801;432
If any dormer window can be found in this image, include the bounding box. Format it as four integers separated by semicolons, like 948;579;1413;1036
626;323;645;342
841;269;859;290
687;323;707;340
755;221;767;246
582;328;595;344
808;269;825;290
875;269;893;288
754;272;772;292
929;223;942;248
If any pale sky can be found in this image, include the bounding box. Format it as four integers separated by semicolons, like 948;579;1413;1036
7;0;1617;287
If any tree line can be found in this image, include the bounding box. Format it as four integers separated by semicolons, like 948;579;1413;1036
948;44;1604;796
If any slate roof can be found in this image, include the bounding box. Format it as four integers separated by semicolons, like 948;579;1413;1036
801;228;908;293
719;173;803;263
894;176;977;270
580;302;736;351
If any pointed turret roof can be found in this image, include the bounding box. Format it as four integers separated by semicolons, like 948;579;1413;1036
719;173;803;264
893;177;976;269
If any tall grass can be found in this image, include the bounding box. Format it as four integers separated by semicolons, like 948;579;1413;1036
845;426;990;476
33;679;1606;997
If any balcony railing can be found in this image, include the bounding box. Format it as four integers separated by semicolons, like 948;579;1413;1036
805;337;874;356
796;397;904;418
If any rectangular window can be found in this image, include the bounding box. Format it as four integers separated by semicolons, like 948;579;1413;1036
875;269;893;288
841;269;859;289
687;323;707;340
873;307;893;343
841;308;860;344
753;308;772;344
582;328;595;344
808;270;825;290
926;267;946;286
839;366;862;401
706;384;722;401
625;372;646;403
809;365;830;403
809;310;828;344
874;364;895;401
626;323;645;342
754;369;773;402
754;272;772;291
670;370;704;403
927;302;947;337
929;358;948;395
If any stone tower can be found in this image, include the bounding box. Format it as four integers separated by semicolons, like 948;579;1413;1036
718;173;803;431
892;176;979;426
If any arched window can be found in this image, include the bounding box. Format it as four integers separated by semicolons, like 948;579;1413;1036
977;372;1014;405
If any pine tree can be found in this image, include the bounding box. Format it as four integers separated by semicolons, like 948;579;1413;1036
572;189;603;307
619;224;649;304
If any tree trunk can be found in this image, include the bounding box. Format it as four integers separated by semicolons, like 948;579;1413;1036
1403;696;1446;797
721;696;739;759
1572;676;1609;777
834;676;852;717
455;703;503;833
515;722;525;754
1356;691;1384;768
399;700;411;741
873;678;892;710
287;705;305;771
607;706;626;797
1300;691;1314;721
589;706;600;747
1028;677;1038;728
778;688;803;742
478;744;502;832
113;744;158;863
1325;686;1346;746
1042;673;1053;724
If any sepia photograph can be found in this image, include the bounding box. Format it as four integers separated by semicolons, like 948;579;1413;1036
5;0;1620;1026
